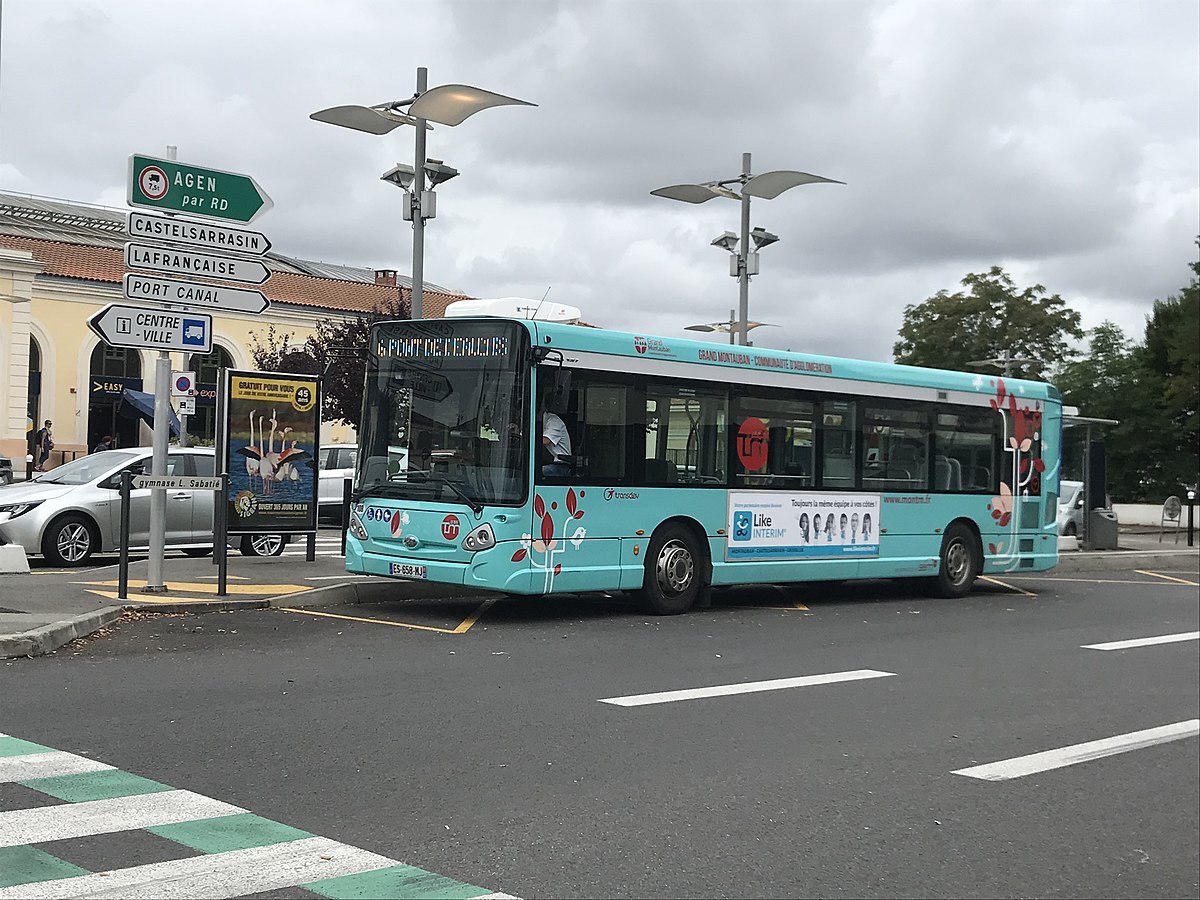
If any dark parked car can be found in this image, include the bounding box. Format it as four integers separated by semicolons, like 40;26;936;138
0;451;13;486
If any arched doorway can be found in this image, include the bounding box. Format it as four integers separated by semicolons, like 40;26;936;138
186;345;235;444
27;336;42;455
88;344;143;450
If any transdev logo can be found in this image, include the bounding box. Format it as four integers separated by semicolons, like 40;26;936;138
732;510;753;541
634;336;647;354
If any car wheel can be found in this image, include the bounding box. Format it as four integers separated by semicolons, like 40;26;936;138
42;515;98;567
240;534;285;557
1064;521;1077;537
636;523;706;615
928;523;979;598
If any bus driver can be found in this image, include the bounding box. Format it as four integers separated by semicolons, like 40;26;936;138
541;409;572;476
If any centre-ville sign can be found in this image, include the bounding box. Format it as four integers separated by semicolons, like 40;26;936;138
127;154;273;224
88;304;213;354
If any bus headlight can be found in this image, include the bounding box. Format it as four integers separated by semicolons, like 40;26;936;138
461;523;496;553
348;512;368;541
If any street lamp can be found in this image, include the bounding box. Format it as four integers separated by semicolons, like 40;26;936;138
653;152;842;346
967;349;1041;378
310;68;535;319
686;309;779;345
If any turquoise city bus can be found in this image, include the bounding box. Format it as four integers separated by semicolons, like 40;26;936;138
345;318;1061;614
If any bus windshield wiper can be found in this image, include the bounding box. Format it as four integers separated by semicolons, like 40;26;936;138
430;473;483;515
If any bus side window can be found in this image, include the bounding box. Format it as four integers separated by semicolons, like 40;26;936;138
820;400;856;488
576;380;629;482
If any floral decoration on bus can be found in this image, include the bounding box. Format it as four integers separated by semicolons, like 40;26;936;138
987;378;1045;561
512;488;587;591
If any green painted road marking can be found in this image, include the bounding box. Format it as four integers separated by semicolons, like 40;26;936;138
306;864;491;900
149;812;313;853
0;845;87;888
0;736;52;758
20;770;172;803
2;731;512;899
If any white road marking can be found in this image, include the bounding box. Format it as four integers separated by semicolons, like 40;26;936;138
598;669;896;707
0;836;394;900
0;790;243;848
952;719;1200;781
1081;631;1200;651
0;750;114;783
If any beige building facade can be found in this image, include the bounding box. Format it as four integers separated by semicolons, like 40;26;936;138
0;193;465;469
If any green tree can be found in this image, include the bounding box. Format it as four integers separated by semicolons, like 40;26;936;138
893;266;1083;381
1055;321;1143;499
249;290;410;431
1133;256;1199;499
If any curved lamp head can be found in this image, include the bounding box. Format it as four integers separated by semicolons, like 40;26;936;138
742;170;844;199
408;84;536;126
651;182;740;203
310;104;422;135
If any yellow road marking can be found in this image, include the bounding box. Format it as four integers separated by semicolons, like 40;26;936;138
1135;570;1200;587
276;598;497;635
1005;576;1195;586
74;579;310;595
978;575;1037;596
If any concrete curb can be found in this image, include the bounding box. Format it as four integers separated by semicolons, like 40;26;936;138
1053;549;1199;573
0;606;124;659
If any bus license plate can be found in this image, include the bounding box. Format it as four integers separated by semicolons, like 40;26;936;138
389;563;427;579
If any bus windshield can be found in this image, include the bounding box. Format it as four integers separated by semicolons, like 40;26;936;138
356;320;530;507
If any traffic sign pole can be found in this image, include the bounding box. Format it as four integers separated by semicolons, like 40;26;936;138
145;353;171;593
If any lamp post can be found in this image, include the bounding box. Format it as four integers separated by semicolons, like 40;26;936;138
311;68;535;319
652;152;842;346
967;349;1041;378
685;309;779;346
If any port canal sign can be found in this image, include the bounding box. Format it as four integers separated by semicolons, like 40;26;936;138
127;211;272;256
88;304;213;354
127;154;273;224
124;242;271;285
123;273;271;315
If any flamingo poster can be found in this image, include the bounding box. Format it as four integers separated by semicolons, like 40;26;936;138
220;369;321;534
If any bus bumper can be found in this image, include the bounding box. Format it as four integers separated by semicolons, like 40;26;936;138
345;538;536;592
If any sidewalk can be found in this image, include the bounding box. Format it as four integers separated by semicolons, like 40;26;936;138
2;528;1196;659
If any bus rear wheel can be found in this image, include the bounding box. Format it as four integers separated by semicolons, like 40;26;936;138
930;523;979;598
638;524;705;615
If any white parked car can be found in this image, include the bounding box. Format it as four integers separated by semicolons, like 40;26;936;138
317;443;358;519
0;447;289;566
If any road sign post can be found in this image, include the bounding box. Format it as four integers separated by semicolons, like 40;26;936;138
87;304;213;354
124;243;270;285
127;211;272;255
128;155;273;224
123;273;270;315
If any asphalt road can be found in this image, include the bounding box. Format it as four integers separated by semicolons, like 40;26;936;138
3;567;1197;899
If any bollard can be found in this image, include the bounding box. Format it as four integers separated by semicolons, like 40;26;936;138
118;470;131;600
340;477;352;556
1188;487;1196;548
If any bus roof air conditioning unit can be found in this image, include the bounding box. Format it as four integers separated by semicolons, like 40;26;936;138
444;297;583;322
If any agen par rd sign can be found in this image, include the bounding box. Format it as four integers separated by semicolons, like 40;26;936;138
128;154;273;224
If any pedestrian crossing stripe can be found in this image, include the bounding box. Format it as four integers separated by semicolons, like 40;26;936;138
0;733;513;899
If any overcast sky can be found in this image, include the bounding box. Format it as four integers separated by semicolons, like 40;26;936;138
1;0;1196;363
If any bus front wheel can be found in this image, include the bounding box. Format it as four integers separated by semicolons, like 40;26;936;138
930;523;979;598
638;524;705;615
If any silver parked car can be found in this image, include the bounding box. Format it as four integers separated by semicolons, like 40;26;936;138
0;447;287;566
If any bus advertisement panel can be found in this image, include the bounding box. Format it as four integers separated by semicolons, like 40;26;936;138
728;492;881;560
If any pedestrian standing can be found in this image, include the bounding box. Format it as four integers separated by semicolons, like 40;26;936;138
35;420;53;471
